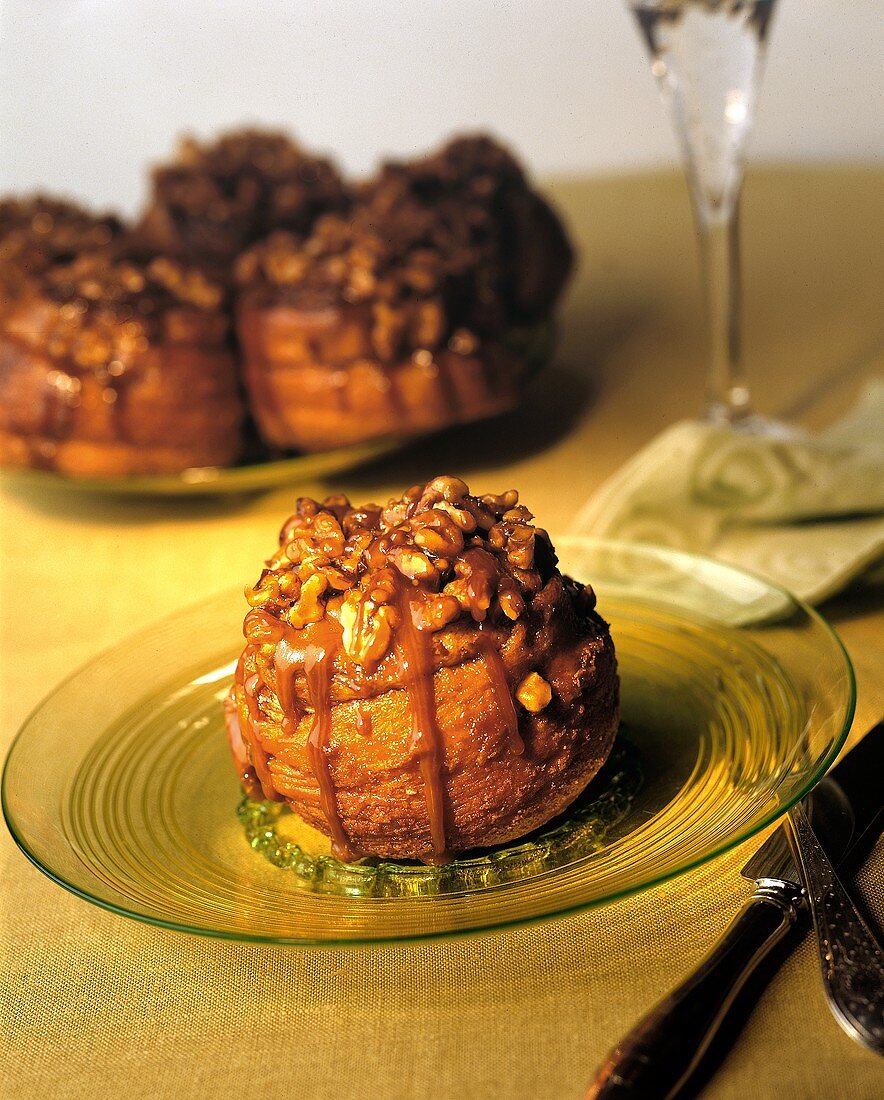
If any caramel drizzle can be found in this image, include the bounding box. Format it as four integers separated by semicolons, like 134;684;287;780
273;636;301;735
477;635;524;755
3;333;81;468
241;610;357;857
234;654;279;801
100;365;138;439
302;620;356;861
237;304;291;442
396;588;448;863
331;368;350;412
4;327;142;465
355;704;373;738
224;694;262;801
473;346;494;395
381;363;408;422
40;369;80;440
238;564;523;867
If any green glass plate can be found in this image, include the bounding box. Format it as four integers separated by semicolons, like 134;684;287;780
0;436;405;498
1;538;854;945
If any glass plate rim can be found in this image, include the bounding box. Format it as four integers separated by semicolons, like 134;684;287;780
0;434;407;498
1;537;856;947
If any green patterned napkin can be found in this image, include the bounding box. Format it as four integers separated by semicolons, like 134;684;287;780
573;380;884;605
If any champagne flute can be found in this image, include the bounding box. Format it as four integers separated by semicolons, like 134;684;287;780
628;0;782;431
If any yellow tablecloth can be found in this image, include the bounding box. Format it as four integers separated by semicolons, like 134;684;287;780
2;168;882;1100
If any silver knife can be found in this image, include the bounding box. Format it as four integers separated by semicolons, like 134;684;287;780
587;719;884;1100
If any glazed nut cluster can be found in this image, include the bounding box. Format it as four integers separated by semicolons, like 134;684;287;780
0;198;120;261
154;130;347;238
45;253;223;311
25;254;226;371
0;199;122;295
236;135;525;300
234;135;558;362
244;476;557;668
236;222;470;363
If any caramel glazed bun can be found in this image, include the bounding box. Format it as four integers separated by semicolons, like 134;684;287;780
228;476;619;865
0;199;244;476
234;135;574;453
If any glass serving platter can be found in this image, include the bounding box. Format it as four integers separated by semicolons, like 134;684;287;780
2;538;854;944
1;435;404;498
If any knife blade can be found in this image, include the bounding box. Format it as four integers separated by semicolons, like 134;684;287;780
587;719;884;1100
743;718;884;889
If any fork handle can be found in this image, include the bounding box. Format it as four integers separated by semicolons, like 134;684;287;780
586;884;803;1100
789;802;884;1054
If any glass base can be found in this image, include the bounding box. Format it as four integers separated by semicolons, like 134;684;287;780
704;403;807;441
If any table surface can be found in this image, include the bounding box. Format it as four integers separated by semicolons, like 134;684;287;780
2;166;882;1100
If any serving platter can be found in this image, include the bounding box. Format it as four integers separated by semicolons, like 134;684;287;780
0;435;405;498
2;538;854;944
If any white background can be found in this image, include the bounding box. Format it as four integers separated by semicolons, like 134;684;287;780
1;0;881;214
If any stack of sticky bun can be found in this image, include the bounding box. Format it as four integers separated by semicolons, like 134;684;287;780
0;131;573;476
227;476;619;864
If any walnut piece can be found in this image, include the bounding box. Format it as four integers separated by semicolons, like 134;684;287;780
516;672;553;713
286;572;328;628
340;592;398;667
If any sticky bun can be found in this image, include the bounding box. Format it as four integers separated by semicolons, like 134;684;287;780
2;131;574;476
0;250;244;475
233;136;573;452
227;476;618;864
136;129;348;271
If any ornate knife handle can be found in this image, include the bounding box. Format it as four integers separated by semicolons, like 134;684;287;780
789;801;884;1055
586;884;804;1099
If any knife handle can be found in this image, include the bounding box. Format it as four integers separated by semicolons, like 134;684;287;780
789;801;884;1055
586;885;804;1100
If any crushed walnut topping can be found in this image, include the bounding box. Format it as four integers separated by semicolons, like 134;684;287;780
45;251;223;310
235;134;573;362
0;197;122;292
143;129;348;263
12;252;228;371
245;476;558;667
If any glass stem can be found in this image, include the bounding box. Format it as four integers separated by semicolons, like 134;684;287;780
696;196;751;423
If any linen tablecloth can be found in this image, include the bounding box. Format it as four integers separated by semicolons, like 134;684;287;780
2;168;883;1100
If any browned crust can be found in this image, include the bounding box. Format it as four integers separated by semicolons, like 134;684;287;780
236;296;524;451
245;615;618;859
0;285;244;475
